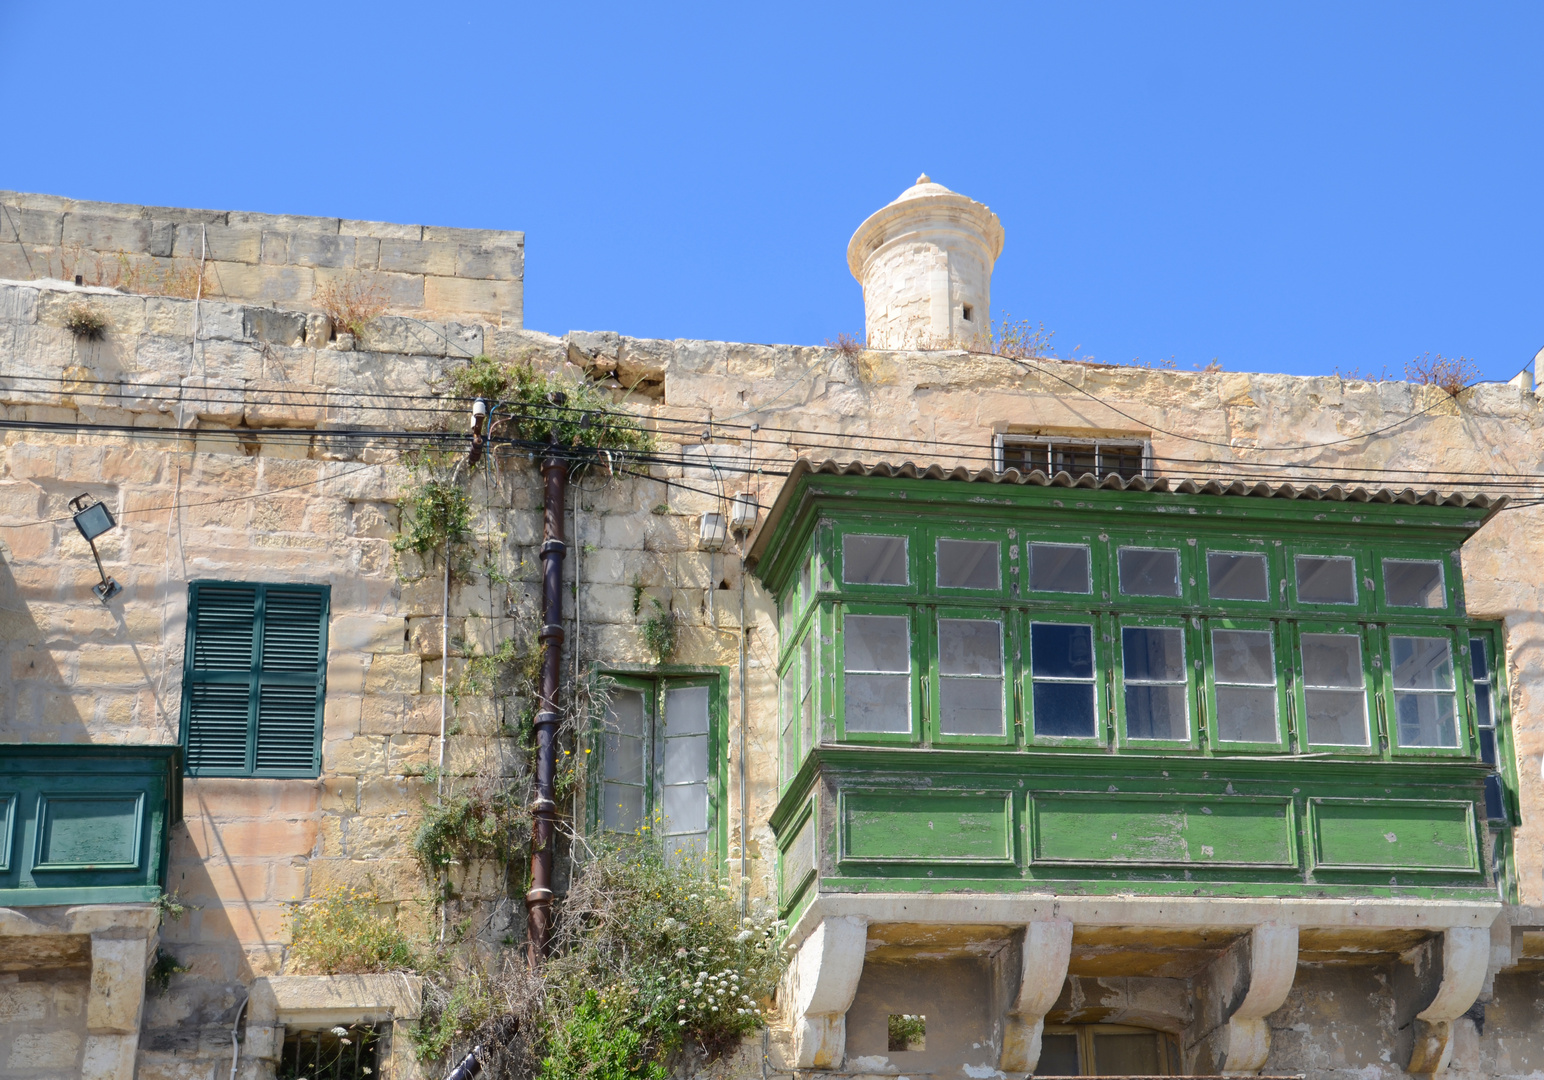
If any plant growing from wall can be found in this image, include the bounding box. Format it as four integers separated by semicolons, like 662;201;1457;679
63;302;107;340
286;886;424;975
317;273;389;338
638;597;678;665
1406;353;1479;397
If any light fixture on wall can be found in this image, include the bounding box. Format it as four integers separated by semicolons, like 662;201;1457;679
728;492;759;535
698;512;727;552
69;493;122;603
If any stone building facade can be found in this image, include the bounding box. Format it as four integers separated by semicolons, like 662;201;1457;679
0;180;1541;1080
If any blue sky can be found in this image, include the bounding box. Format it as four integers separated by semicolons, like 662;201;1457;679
2;3;1541;379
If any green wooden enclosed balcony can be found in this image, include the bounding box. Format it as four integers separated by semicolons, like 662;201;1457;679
0;745;181;906
746;461;1516;917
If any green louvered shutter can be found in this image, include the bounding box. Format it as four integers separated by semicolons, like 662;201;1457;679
182;582;329;777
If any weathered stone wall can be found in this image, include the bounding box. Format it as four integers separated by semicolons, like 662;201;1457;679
0;969;90;1077
0;191;523;327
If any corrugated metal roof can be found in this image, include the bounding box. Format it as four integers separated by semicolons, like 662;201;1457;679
746;458;1505;566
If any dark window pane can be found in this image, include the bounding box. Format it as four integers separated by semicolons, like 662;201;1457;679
845;615;910;672
937;538;1000;590
1295;555;1357;604
1033;681;1096;739
1384;559;1445;608
1125;684;1188;740
843;534;909;585
1395;691;1458;748
1028;543;1091;593
1301;634;1364;688
1207;552;1269;601
1484;774;1507;822
1103;446;1145;480
1032;623;1095;680
1212;630;1274;684
939;619;1002;676
1035;1033;1081;1076
1093;1031;1162;1076
1305;688;1369;746
1122;627;1185;682
940;677;1003;736
1118;548;1181;597
1470;637;1489;681
1050;444;1098;477
845;674;910;733
1216;687;1278;743
1002;443;1046;474
1475;684;1493;729
1479;727;1497;766
1392;637;1454;691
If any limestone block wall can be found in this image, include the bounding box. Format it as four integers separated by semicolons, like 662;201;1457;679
0;969;90;1077
0;191;523;327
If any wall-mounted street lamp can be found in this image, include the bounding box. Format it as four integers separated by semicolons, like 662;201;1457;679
69;493;122;603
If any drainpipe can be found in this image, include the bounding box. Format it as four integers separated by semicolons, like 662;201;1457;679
527;395;568;966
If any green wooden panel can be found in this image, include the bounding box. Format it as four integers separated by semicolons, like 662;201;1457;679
34;794;143;870
1311;798;1479;872
0;793;13;872
780;802;816;909
841;792;1013;864
1032;793;1296;867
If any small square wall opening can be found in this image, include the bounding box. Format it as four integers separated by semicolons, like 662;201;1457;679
889;1013;926;1052
962;303;974;322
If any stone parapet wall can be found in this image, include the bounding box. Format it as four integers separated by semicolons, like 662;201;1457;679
0;191;523;327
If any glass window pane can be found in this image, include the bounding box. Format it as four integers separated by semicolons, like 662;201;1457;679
1035;1034;1080;1076
1470;637;1489;681
1125;685;1188;740
844;674;910;733
940;678;1003;736
1207;552;1269;601
1033;682;1096;739
1103;446;1145;481
1478;727;1497;766
1118;548;1181;597
664;685;710;735
1395;692;1458;748
1028;543;1091;593
845;615;910;672
781;666;798;780
606;689;647;736
666;832;708;866
843;534;909;585
1484;774;1506;822
939;619;1002;676
1093;1032;1161;1077
1384;559;1445;608
1295;555;1357;604
1212;630;1274;684
1475;684;1493;730
1216;686;1278;743
603;732;644;784
1032;623;1095;680
1050;444;1098;477
801;636;815;751
937;539;1000;590
1305;689;1369;745
1392;637;1454;690
1122;627;1186;682
1301;634;1364;688
662;782;707;834
663;733;708;785
603;782;643;832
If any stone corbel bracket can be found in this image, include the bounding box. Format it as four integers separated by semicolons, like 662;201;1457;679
1000;918;1074;1074
785;915;868;1069
1189;922;1299;1077
1408;926;1490;1079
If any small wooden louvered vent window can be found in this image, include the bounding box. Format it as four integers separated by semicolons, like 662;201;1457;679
181;582;330;778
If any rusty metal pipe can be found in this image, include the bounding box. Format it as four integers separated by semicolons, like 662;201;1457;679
527;407;568;966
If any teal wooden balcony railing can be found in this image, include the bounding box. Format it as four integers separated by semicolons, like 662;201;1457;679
0;745;182;906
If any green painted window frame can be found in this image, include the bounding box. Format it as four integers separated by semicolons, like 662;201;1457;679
1287;543;1373;614
1373;545;1465;617
1113;614;1200;751
835;601;921;744
1468;626;1516;826
1022;530;1106;603
1379;626;1469;759
929;605;1015;747
834;526;918;599
927;524;1011;599
589;669;729;864
1021;610;1108;749
1107;535;1199;610
179;581;330;779
1201;617;1290;753
1290;619;1379;755
1197;539;1283;611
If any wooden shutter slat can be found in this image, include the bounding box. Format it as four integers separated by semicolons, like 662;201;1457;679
185;684;251;772
261;589;325;673
192;585;257;671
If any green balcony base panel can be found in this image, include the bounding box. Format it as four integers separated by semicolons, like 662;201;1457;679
0;885;164;908
774;748;1500;911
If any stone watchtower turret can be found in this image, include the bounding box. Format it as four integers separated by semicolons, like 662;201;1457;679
846;174;1005;350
